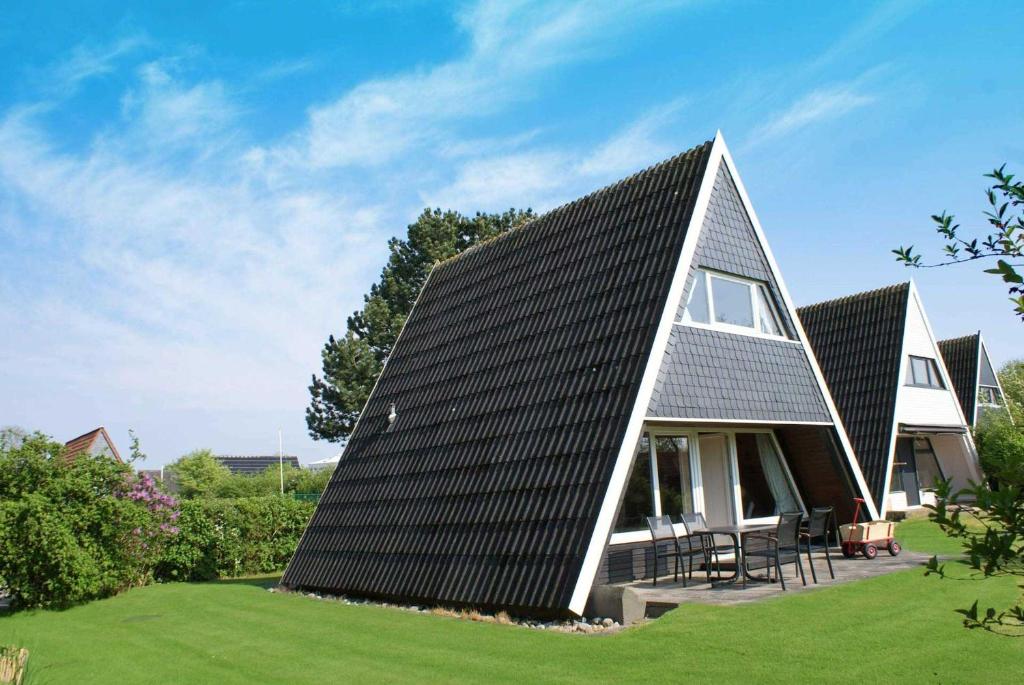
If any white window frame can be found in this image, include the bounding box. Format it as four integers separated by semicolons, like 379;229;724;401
679;269;794;342
609;426;806;544
905;355;945;389
978;385;1002;407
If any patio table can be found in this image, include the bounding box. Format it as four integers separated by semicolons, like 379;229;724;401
691;523;777;586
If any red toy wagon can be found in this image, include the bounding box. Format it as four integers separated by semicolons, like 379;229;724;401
838;498;901;559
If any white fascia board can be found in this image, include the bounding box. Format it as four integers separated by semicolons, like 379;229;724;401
908;281;982;481
717;140;881;521
972;331;982;427
643;417;833;426
567;133;726;616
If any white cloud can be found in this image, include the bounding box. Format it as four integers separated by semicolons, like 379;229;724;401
749;82;876;144
278;0;690;169
428;96;692;212
577;97;688;177
0;2;697;462
48;34;149;93
118;62;238;148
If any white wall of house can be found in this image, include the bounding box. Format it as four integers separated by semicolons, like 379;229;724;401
896;289;965;427
930;433;976;492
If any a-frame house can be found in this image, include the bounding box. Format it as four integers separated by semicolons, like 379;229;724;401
938;332;1012;427
283;133;876;618
799;282;983;517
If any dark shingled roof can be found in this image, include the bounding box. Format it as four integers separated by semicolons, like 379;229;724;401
938;334;980;426
282;140;713;616
797;283;910;506
214;455;301;475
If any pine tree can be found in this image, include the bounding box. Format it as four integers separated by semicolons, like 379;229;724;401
307;207;534;442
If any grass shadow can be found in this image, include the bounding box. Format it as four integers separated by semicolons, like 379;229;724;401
209;575;281;589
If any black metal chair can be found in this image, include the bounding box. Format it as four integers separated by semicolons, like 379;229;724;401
679;512;728;581
743;512;806;590
645;515;697;586
800;506;837;583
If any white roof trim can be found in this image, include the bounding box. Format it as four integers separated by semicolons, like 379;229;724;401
567;133;726;616
643;417;833;426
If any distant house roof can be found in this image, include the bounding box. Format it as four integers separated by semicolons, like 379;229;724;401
797;283;911;505
938;333;981;424
939;331;1009;426
64;427;122;464
214;455;300;475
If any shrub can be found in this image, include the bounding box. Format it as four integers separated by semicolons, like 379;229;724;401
156;496;315;581
974;414;1024;488
0;433;179;609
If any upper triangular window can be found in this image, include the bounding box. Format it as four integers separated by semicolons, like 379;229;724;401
681;268;789;339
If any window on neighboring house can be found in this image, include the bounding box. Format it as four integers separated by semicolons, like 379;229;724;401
978;386;1002;406
681;269;789;338
905;356;945;389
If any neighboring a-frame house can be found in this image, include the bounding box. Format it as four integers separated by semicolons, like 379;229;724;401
938;332;1011;427
799;282;982;517
64;427;123;464
283;133;876;618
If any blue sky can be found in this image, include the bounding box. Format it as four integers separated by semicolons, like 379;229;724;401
1;1;1021;467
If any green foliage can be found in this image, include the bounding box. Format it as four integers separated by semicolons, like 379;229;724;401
894;165;1024;319
165;449;230;498
926;479;1024;635
169;459;334;500
307;207;534;442
997;359;1024;425
0;433;177;609
127;428;146;464
974;414;1024;487
156;497;315;581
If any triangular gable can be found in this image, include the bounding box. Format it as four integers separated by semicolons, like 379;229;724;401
570;134;879;612
884;283;981;511
979;339;1000;387
647;163;831;423
64;426;122;464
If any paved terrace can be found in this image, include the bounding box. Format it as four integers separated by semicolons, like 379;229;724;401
590;550;931;623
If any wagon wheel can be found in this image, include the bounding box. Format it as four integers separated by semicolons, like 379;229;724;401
888;540;901;556
840;543;856;559
862;543;878;560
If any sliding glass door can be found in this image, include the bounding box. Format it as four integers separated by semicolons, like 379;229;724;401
611;427;804;542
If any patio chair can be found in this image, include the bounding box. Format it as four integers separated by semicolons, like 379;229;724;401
742;512;806;590
800;506;836;583
679;512;728;581
645;515;698;587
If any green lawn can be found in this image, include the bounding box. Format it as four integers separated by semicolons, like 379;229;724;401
2;521;1021;684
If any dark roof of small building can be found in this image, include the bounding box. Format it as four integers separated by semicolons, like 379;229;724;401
214;455;301;475
283;139;714;616
797;283;910;505
64;427;122;464
938;333;980;425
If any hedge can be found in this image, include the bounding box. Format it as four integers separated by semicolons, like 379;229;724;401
156;497;315;581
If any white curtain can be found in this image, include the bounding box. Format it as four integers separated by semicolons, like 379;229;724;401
756;434;799;513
